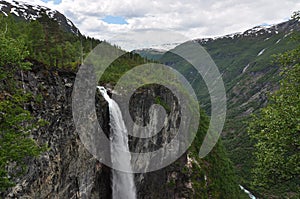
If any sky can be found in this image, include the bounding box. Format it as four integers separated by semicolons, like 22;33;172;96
18;0;300;50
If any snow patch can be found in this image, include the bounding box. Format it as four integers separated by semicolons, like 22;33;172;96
195;21;281;42
257;48;266;56
242;63;250;73
219;32;240;39
0;0;78;37
284;32;292;38
10;7;19;16
27;13;39;20
32;5;42;11
252;26;264;32
151;42;180;51
276;39;281;44
0;2;7;9
1;10;7;16
67;19;74;27
260;24;273;29
20;5;28;10
6;0;18;7
46;10;56;18
198;38;212;44
198;32;241;43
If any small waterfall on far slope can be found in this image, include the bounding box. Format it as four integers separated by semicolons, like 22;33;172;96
240;185;256;199
97;86;136;199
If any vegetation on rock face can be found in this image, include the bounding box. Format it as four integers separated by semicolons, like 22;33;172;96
0;12;105;192
188;108;248;198
155;12;300;196
248;12;300;198
0;13;101;69
0;22;47;190
2;5;293;198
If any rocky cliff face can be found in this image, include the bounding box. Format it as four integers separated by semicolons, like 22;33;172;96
2;63;196;198
127;85;193;199
2;61;244;198
3;63;110;198
156;18;300;192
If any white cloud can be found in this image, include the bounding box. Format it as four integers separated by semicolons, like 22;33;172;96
18;0;300;50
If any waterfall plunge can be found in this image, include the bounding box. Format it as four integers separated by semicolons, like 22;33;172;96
97;86;136;199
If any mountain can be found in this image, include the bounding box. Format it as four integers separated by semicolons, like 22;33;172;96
0;0;103;68
132;42;183;61
0;1;247;198
190;18;300;116
1;64;247;198
201;19;299;192
0;0;80;35
140;18;300;196
132;48;166;61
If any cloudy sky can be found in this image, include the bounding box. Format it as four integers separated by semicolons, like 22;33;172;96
20;0;300;50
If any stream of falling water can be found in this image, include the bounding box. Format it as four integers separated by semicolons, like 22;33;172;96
97;86;136;199
240;185;256;199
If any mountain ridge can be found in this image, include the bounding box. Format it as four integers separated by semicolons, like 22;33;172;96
134;18;300;55
197;18;300;44
147;17;300;197
0;0;298;197
0;1;248;198
0;0;80;35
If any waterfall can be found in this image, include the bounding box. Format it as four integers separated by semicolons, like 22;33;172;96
240;185;256;199
97;86;136;199
20;70;26;110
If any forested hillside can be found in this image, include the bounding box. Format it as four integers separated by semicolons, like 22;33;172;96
153;15;300;198
0;2;247;198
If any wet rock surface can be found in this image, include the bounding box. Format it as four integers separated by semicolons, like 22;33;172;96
3;65;193;198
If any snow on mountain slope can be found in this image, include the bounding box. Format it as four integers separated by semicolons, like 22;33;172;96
0;0;80;35
196;19;300;45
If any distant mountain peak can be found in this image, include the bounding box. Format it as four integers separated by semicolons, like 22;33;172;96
135;19;300;54
196;19;300;44
0;0;80;35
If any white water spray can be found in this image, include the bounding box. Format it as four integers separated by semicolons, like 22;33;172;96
97;86;136;199
240;185;256;199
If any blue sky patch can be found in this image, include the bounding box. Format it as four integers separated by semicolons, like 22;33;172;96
41;0;62;5
102;15;128;25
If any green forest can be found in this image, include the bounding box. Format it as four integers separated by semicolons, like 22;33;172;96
0;9;299;199
0;13;244;198
0;13;146;191
248;13;300;198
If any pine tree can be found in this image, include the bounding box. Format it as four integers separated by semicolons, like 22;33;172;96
0;23;46;191
248;12;300;197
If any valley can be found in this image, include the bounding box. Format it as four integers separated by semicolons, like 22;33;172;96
0;0;299;198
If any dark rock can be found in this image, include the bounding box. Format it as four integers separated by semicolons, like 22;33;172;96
3;65;194;199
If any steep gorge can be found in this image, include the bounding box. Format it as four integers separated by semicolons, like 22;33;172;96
2;62;245;198
0;1;249;197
